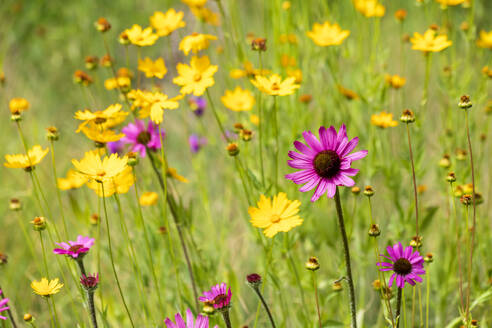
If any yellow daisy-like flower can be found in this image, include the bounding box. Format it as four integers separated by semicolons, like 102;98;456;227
4;145;49;171
250;73;300;96
125;24;158;47
81;125;124;144
128;89;182;124
31;278;64;297
167;167;189;183
410;29;452;53
306;22;350;46
179;33;217;55
385;74;406;89
72;151;128;183
150;9;186;37
371;111;399;128
248;192;303;238
57;169;88;190
139;191;159;206
9;97;30;114
104;76;131;91
87;166;134;197
221;86;255;112
353;0;385;17
173;56;218;96
74;104;128;132
477;30;492;49
138;57;167;79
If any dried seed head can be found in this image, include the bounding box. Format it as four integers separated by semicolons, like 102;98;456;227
458;95;472;109
73;70;93;86
400;109;415;123
305;256;320;271
363;185;374;197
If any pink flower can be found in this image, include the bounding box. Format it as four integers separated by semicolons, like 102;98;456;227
121;120;164;157
164;309;217;328
0;290;9;321
80;273;99;291
199;283;232;309
53;235;94;259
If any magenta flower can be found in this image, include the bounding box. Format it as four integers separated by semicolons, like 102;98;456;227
53;235;95;259
107;140;125;155
0;290;9;320
188;96;206;117
377;242;426;288
189;134;207;153
121;120;164;157
199;283;232;309
80;273;99;291
285;124;367;201
165;309;218;328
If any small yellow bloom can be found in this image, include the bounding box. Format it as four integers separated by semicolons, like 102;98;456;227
189;6;220;26
248;192;303;238
282;1;291;10
179;33;217;55
182;0;207;6
221;87;255;112
385;74;406;89
139;191;159;206
124;24;158;47
354;0;385;17
477;30;492;49
87;166;134;197
306;22;350;46
173;56;218;96
72;151;128;183
4;145;49;170
371;111;399;128
104;76;131;91
410;29;452;53
74;104;128;132
9;98;30;114
250;114;260;126
435;0;464;7
57;169;88;190
150;9;186;37
280;54;296;68
229;61;270;79
31;278;63;297
81;125;124;144
138;57;167;79
250;73;300;96
337;85;359;100
128;89;181;124
167;167;189;183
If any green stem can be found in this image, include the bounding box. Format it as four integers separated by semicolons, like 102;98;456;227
396;288;403;328
221;309;232;328
254;239;274;328
253;286;276;328
312;271;322;328
421;53;431;109
405;123;420;237
50;296;60;328
425;269;430;328
273;96;279;191
39;231;50;278
206;89;229;142
49;141;69;238
87;291;98;328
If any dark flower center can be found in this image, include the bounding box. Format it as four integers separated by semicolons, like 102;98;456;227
393;258;412;275
313;150;341;178
137;131;151;145
69;245;84;253
94;117;107;124
212;294;228;306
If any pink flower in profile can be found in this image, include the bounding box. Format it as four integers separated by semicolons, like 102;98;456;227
164;309;218;328
121;120;165;157
199;283;232;309
80;273;99;291
285;124;367;201
0;290;9;321
53;235;95;259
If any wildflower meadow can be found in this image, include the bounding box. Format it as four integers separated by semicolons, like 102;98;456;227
1;0;492;327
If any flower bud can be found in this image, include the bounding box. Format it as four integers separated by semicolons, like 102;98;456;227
363;185;374;197
9;198;21;211
424;253;433;263
400;109;415;123
158;227;168;235
251;38;267;51
119;31;130;45
23;313;33;322
95;17;111;32
240;129;253;142
351;186;360;195
233;123;244;132
299;94;312;104
372;279;382;290
439;154;451;168
80;273;99;292
456;149;467;161
202;302;215;316
410;235;422;248
90;214;99;226
395;9;407;21
0;253;7;265
332;281;343;292
246;273;262;289
46;126;59;141
85;56;99;70
127;152;139;166
471;319;479;327
446;172;456;183
458;95;472;109
226;143;240;156
31;216;46;231
305;256;320;271
100;54;113;68
460;194;472;206
368;224;381;237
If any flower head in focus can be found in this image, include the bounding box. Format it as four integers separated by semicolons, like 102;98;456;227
31;278;64;297
124;24;158;47
53;236;95;259
121;120;164;157
4;145;49;171
410;29;452;53
150;9;186;37
72;151;128;183
199;283;232;310
173;56;218;96
74;104;128;132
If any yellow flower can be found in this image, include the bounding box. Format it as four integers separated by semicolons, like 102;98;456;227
385;74;406;89
74;104;128;132
435;0;464;7
371;111;399;128
287;68;303;84
125;24;158;47
173;56;218;96
229;61;270;79
248;192;303;238
4;145;49;170
189;6;220;26
250;114;260;126
306;22;350;46
72;151;128;183
150;9;186;37
182;0;207;6
139;191;159;206
57;169;88;190
250;73;300;96
31;278;63;297
167;167;189;183
337;85;359;100
221;87;255;112
9;97;30;114
138;57;167;79
477;30;492;49
410;29;452;53
87;166;134;197
128;89;181;124
179;33;217;55
104;76;131;91
353;0;385;17
81;125;124;144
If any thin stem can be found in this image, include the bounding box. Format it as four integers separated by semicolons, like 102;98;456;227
421;53;431;109
45;298;56;328
76;258;87;277
39;231;50;278
425;268;430;328
312;271;322;328
50;296;60;328
396;288;403;328
253;287;276;328
258;52;265;187
254;239;274;328
273;96;279;191
334;188;357;328
450;181;465;313
405;123;419;237
100;183;135;327
206;89;229;142
221;309;232;328
87;291;98;328
49;140;69;239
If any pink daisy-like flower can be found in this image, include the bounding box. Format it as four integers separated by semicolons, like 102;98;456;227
0;290;9;321
285;124;367;201
121;120;165;157
53;235;95;259
199;283;232;309
377;242;426;289
165;309;218;328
